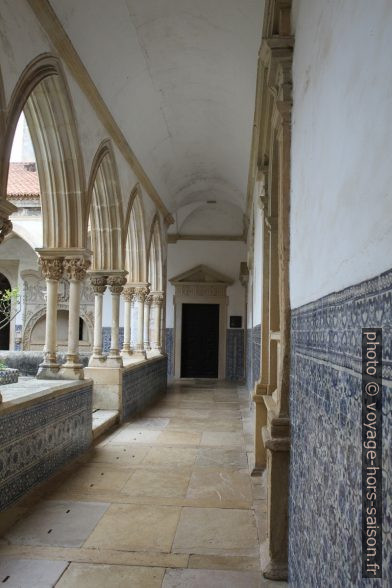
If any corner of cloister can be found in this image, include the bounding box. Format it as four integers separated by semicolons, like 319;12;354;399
0;0;390;587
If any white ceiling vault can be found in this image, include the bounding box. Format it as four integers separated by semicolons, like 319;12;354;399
50;0;264;234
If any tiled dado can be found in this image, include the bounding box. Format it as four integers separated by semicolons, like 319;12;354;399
0;382;92;511
226;329;245;381
122;356;167;421
165;328;174;377
289;269;392;587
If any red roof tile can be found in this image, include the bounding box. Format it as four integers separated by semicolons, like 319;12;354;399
7;162;40;197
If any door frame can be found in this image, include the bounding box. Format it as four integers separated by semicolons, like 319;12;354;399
170;265;233;380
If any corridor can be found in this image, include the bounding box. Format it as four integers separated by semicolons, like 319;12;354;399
0;381;285;587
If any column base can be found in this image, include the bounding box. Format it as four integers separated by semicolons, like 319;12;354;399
36;363;62;379
132;349;147;360
121;347;133;358
106;354;123;367
88;354;107;367
58;362;84;380
262;560;288;581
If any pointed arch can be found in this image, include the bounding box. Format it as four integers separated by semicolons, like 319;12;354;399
87;139;124;271
147;213;163;291
0;54;86;249
123;184;147;283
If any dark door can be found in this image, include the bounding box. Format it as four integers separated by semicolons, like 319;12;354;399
0;273;11;350
181;303;219;378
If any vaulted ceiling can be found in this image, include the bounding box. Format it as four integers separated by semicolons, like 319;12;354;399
51;0;264;232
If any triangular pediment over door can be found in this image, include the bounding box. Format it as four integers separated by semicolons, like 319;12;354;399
169;264;233;285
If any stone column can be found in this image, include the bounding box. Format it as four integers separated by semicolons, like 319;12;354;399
150;291;164;353
36;257;64;379
121;285;134;357
59;257;90;379
88;275;107;366
132;284;149;359
143;294;152;351
106;274;127;367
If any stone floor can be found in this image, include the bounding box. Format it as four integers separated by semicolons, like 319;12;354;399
0;380;286;587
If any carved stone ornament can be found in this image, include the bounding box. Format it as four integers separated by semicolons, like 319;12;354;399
107;275;127;295
145;293;153;305
122;286;134;302
39;257;64;281
90;275;107;294
64;257;91;281
132;285;149;303
0;217;12;244
151;292;164;306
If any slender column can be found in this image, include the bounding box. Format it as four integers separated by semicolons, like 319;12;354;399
143;294;152;351
151;291;164;353
106;274;127;367
121;286;134;357
88;275;107;366
133;285;149;359
36;257;64;379
59;257;90;379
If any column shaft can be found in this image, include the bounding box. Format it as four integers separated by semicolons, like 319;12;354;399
106;274;127;367
121;286;134;357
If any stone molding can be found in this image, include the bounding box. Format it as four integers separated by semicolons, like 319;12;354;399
0;217;13;245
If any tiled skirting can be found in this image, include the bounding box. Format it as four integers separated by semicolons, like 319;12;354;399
289;269;392;586
165;328;174;377
122;355;167;421
226;329;245;381
246;324;261;391
102;327;124;353
0;382;92;511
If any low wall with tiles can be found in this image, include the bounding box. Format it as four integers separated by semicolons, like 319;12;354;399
246;324;261;392
0;381;92;511
226;329;245;381
122;355;167;421
289;269;392;587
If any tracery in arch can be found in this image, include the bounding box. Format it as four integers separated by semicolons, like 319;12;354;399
148;214;163;292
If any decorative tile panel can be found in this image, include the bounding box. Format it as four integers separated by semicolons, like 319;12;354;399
289;269;392;587
226;329;245;381
0;384;92;510
246;324;261;391
122;356;167;421
165;328;174;377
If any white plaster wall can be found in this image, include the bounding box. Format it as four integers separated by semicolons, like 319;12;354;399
166;240;246;328
252;204;262;326
290;0;392;308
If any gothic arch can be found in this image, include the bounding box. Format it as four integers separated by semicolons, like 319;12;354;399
87;140;124;271
0;54;86;249
147;214;163;291
123;184;147;283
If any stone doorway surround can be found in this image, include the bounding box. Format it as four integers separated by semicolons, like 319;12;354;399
169;265;233;380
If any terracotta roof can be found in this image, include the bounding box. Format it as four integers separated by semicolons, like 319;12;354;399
7;162;40;197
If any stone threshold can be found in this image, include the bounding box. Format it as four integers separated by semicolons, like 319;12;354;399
92;409;119;440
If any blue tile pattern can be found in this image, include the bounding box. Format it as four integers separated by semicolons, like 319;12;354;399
14;324;22;351
246;324;261;391
226;329;245;381
122;356;167;421
165;328;174;377
289;269;392;587
0;384;92;510
102;327;124;353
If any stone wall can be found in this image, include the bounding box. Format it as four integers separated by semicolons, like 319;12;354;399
122;355;167;421
226;329;244;381
289;269;392;586
0;382;92;510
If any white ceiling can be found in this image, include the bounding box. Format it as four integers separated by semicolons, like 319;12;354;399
51;0;263;223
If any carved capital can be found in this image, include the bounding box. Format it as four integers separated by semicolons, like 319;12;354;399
151;291;164;306
144;293;153;306
133;285;149;303
122;286;134;302
90;275;107;294
64;257;91;282
39;257;64;281
0;217;12;245
107;275;127;295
